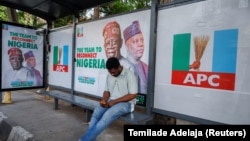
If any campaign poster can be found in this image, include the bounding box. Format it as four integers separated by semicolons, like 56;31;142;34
1;22;44;90
74;10;150;106
154;0;250;124
48;28;73;89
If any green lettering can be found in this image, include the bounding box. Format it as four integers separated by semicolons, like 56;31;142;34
7;41;38;49
76;59;106;69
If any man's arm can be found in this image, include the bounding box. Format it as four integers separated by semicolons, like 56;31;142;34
100;91;110;107
107;93;137;107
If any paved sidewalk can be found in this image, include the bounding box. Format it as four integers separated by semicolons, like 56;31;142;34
1;90;124;141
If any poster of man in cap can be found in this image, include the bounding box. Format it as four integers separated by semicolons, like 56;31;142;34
24;50;43;86
74;10;150;105
1;22;44;90
3;48;35;88
102;20;148;94
102;21;135;71
123;20;148;94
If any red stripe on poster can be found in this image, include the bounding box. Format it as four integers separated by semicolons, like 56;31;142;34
172;70;235;91
53;65;69;72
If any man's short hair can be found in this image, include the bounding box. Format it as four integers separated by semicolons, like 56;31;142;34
106;57;120;70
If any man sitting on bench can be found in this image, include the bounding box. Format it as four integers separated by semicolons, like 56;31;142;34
79;57;138;141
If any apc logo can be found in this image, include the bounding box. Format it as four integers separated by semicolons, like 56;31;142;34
77;27;84;37
171;29;238;91
53;45;69;72
2;24;8;30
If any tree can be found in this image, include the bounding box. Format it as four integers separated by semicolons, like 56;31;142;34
100;0;151;17
160;0;173;4
0;6;46;28
7;7;18;23
86;0;151;20
17;11;46;28
0;6;8;21
84;0;174;21
93;6;100;19
53;15;73;28
1;0;173;28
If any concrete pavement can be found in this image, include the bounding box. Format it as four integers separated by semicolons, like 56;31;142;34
0;90;124;141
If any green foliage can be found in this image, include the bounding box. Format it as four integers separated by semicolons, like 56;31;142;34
53;15;73;28
100;0;151;16
0;0;152;28
127;0;151;9
0;6;46;28
17;11;46;28
0;6;8;21
100;0;133;15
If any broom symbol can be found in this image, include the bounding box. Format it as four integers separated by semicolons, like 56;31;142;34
189;35;209;70
58;48;62;64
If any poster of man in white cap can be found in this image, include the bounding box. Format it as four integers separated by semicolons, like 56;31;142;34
3;47;35;88
1;22;44;90
102;21;135;72
74;10;150;106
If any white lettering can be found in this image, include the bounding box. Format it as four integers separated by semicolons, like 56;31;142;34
56;66;65;72
208;75;219;86
183;73;196;84
197;74;207;85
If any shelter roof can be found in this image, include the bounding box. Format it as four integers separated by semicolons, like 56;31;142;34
0;0;113;22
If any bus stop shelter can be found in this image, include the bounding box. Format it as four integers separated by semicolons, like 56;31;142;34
0;0;114;22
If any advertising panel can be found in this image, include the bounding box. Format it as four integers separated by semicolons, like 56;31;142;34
48;28;73;89
1;22;44;90
74;10;150;106
154;0;250;124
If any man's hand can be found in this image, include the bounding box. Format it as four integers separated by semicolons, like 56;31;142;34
107;100;116;107
100;99;109;108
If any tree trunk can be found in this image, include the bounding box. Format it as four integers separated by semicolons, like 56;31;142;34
93;6;100;19
7;7;18;23
160;0;173;4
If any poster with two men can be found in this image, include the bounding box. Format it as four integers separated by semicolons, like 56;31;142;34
1;21;44;90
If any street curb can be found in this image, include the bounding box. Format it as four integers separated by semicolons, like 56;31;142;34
0;112;35;141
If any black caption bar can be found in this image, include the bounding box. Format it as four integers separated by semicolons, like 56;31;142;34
124;125;250;140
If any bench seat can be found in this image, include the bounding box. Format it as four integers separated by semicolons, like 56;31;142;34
47;90;154;125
